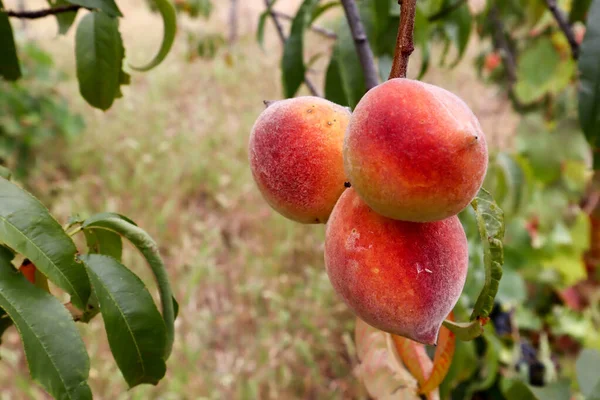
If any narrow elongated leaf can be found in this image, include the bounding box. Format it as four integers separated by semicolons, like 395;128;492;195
0;252;91;400
442;320;484;341
464;330;501;396
84;228;123;261
420;315;456;394
47;0;79;34
470;188;505;321
392;335;432;385
324;21;367;108
440;1;472;67
281;0;320;98
82;213;175;358
0;0;22;81
66;0;122;17
79;254;167;387
570;0;592;22
311;0;340;23
257;11;269;49
130;0;176;71
0;177;90;308
578;0;600;149
75;11;123;110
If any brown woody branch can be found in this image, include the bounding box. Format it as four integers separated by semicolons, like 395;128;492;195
2;4;84;19
544;0;579;59
389;0;417;79
264;0;320;97
340;0;379;90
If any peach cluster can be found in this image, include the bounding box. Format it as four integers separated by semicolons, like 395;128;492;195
249;79;488;345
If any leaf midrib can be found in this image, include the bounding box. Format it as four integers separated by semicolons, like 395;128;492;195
0;215;81;306
0;289;73;398
87;267;146;380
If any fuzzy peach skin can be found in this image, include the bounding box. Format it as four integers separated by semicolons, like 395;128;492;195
249;97;351;223
344;78;488;222
324;188;468;345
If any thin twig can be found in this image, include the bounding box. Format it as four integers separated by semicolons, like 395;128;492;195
389;0;417;79
272;10;337;39
2;4;83;19
264;0;320;97
489;4;544;112
428;0;466;21
544;0;579;59
340;0;379;90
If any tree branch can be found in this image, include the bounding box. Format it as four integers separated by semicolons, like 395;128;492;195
544;0;579;59
340;0;379;90
389;0;417;79
264;0;320;97
271;10;337;39
428;0;466;22
2;4;83;19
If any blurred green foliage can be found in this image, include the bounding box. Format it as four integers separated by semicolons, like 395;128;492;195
0;42;84;178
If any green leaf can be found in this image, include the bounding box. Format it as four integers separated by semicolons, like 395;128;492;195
130;0;176;71
75;11;123;110
414;7;431;78
311;0;340;23
470;188;505;321
0;0;22;81
66;0;122;17
281;0;320;98
79;254;167;387
0;177;90;309
464;330;501;396
84;228;123;261
502;378;572;400
82;213;175;358
578;0;600;149
172;296;179;320
570;0;592;22
0;252;91;400
47;0;79;34
577;349;600;397
439;1;472;67
256;11;269;49
324;21;367;108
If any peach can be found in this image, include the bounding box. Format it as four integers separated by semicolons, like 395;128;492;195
344;78;488;222
249;96;351;223
324;188;468;345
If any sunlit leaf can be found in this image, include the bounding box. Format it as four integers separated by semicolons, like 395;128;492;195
420;314;456;394
577;349;600;397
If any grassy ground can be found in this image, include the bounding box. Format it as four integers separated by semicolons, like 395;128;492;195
0;1;516;399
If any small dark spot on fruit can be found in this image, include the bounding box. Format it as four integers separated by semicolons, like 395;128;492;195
352;228;357;233
327;121;333;126
344;182;351;188
315;218;320;223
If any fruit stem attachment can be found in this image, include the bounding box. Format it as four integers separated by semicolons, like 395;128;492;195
389;0;417;79
340;0;379;90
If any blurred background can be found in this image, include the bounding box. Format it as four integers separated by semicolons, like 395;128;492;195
0;0;598;399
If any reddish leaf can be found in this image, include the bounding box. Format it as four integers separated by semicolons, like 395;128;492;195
391;334;432;386
420;313;457;395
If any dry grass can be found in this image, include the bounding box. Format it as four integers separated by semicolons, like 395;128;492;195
0;1;516;399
